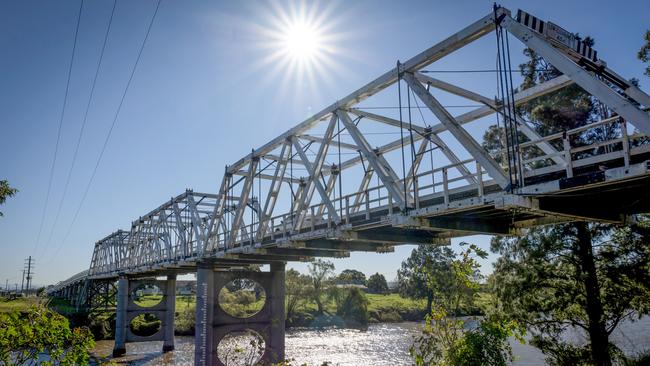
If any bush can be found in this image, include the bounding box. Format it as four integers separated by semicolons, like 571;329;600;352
410;307;519;366
621;350;650;366
175;304;195;335
447;319;518;366
372;309;402;323
0;306;95;365
336;288;369;328
88;314;114;340
129;313;161;337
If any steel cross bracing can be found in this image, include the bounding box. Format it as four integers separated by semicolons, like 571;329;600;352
50;6;650;293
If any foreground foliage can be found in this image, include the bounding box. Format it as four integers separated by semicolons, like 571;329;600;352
0;180;18;217
0;306;94;365
491;221;650;365
407;243;515;366
410;307;519;366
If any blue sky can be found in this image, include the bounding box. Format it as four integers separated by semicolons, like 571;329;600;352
1;0;648;287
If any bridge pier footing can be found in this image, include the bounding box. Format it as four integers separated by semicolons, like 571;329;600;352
194;262;286;366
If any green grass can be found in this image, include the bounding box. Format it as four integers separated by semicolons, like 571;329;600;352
0;296;42;313
133;294;164;307
366;293;425;313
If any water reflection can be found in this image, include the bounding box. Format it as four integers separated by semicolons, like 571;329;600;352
92;318;650;365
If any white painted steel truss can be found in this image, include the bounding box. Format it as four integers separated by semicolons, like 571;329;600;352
50;6;650;290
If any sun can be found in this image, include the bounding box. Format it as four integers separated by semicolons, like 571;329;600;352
281;20;323;62
248;1;355;104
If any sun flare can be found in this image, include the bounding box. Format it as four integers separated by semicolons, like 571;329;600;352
250;1;353;102
281;20;323;61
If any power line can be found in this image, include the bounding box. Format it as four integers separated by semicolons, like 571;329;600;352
42;0;117;257
32;0;84;256
47;0;163;262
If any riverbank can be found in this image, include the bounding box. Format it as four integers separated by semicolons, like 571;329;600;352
0;296;43;313
43;292;487;339
282;293;427;328
40;292;434;339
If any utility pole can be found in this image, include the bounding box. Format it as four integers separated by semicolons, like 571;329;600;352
20;269;25;293
24;256;34;294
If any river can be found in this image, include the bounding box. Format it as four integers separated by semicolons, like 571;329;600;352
92;317;650;365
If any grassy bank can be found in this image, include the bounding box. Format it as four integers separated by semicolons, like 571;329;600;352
285;293;428;327
0;296;43;313
366;293;427;322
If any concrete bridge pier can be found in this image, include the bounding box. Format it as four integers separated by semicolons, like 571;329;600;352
113;274;176;357
163;274;176;352
112;274;176;357
194;262;286;366
195;263;215;365
112;276;128;357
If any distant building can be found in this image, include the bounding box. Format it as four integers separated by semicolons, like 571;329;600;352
335;283;368;291
177;280;196;296
387;281;399;292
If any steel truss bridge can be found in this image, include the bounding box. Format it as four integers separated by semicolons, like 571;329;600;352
50;5;650;349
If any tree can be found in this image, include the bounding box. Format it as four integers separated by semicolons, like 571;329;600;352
397;245;455;315
483;38;648;365
308;259;335;315
336;269;366;286
285;269;312;321
0;180;18;217
366;273;389;294
0;307;95;365
409;245;507;366
638;30;650;77
491;221;650;366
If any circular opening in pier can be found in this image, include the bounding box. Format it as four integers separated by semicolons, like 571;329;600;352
129;313;161;338
131;283;163;308
217;329;266;366
218;279;266;318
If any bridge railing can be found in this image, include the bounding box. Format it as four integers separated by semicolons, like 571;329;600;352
517;116;650;179
208;157;491;252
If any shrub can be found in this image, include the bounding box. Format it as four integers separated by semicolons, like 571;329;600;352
175;304;195;335
0;306;95;365
335;288;369;328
